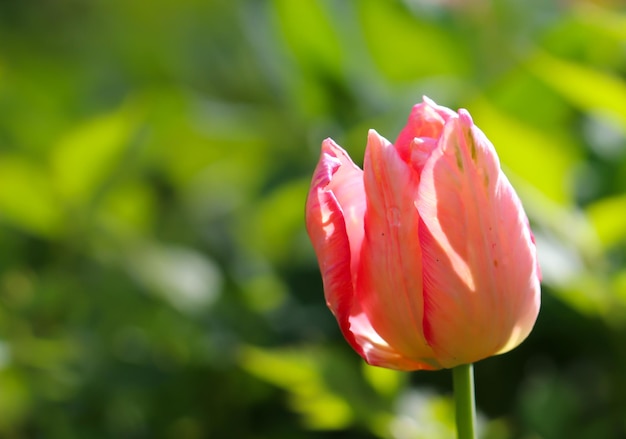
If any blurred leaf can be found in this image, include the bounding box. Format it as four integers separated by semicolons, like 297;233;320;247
586;194;626;247
241;346;316;385
0;155;62;236
391;390;456;439
481;418;512;439
13;337;76;372
243;178;310;265
0;368;30;433
575;3;626;41
18;339;81;402
613;271;626;309
97;181;156;236
240;272;288;314
51;101;140;205
527;51;626;125
362;363;403;398
125;243;223;315
272;0;342;75
519;370;581;439
539;8;625;73
240;346;353;430
292;391;354;431
152;97;270;208
551;274;614;319
357;0;470;81
514;181;602;266
486;70;572;131
534;230;586;288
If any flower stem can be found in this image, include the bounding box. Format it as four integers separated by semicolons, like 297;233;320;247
452;363;476;439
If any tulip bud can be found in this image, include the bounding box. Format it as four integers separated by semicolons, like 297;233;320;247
305;97;540;370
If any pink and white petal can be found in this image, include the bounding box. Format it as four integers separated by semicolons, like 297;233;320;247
305;139;366;357
356;130;441;369
416;114;540;368
349;306;438;371
321;139;367;280
307;138;438;371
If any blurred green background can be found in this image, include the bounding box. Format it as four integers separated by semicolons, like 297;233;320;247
1;0;626;438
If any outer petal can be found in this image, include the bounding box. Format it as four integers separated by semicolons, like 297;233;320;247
357;130;440;370
306;139;422;369
305;139;366;357
415;111;540;368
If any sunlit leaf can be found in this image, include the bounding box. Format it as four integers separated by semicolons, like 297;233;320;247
0;156;62;236
362;363;403;398
586;194;626;247
272;0;342;75
357;0;470;81
527;51;626;125
51;102;139;205
240;346;354;430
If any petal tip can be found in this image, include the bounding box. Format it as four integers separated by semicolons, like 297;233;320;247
367;129;389;146
321;137;339;151
458;109;474;128
422;95;437;107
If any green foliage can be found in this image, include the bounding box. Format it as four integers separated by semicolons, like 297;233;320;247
0;0;626;438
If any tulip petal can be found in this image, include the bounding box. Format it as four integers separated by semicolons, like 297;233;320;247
306;139;429;370
319;140;367;280
357;130;440;370
416;112;540;368
305;139;366;357
395;97;456;165
349;307;433;370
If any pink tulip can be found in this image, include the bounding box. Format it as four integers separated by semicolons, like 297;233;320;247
305;97;541;371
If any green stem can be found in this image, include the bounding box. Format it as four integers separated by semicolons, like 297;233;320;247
452;363;476;439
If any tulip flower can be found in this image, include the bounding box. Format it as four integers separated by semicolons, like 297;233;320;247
305;97;541;372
